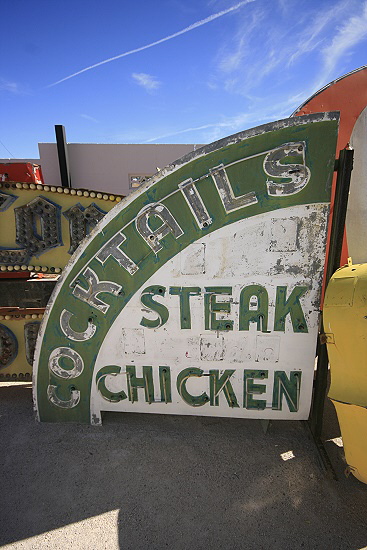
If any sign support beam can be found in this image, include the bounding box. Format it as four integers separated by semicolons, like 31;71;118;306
55;125;72;189
310;147;354;440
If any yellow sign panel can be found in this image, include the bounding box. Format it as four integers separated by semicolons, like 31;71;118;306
0;182;124;273
0;310;44;380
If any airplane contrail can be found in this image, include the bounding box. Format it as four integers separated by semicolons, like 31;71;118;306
47;1;254;87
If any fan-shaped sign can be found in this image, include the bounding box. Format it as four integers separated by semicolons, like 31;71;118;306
34;113;339;424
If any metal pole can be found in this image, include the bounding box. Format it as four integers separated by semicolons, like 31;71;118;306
310;146;354;440
55;125;72;188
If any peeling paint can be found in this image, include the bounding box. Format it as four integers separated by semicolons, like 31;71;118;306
33;113;339;423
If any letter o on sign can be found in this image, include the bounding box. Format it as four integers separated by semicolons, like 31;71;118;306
48;347;84;379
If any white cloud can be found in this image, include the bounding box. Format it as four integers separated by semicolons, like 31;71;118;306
80;113;99;123
276;0;295;16
47;1;255;87
315;0;367;89
0;79;21;94
218;7;265;74
207;80;218;90
219;34;247;73
288;0;350;66
132;73;161;91
214;0;358;96
144;93;307;144
215;5;290;93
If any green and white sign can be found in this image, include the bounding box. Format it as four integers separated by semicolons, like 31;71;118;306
34;113;339;424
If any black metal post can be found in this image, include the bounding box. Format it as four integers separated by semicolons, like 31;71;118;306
310;146;354;440
55;125;71;188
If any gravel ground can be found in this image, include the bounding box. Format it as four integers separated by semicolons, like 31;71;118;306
1;383;366;550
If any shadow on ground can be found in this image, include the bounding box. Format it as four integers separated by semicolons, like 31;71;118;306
1;384;366;549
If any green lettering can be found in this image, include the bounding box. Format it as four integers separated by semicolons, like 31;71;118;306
126;365;155;403
239;285;268;332
96;365;127;403
176;368;209;407
204;286;233;331
209;370;239;408
140;285;169;328
159;366;172;403
243;370;268;410
274;286;308;332
272;371;301;412
169;286;200;329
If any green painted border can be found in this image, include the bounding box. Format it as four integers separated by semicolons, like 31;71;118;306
34;113;339;423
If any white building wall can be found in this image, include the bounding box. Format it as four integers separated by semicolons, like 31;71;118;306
38;143;202;196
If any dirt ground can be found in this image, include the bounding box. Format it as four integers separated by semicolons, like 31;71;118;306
1;382;366;550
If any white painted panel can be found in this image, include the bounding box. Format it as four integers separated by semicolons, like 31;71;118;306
90;203;327;423
180;243;205;275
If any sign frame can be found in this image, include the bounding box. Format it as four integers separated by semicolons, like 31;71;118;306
33;112;339;424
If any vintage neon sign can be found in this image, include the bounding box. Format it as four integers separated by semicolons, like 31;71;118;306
0;184;123;273
34;113;339;423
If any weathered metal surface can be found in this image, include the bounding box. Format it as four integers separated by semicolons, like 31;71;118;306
0;182;124;273
0;279;56;379
34;113;339;424
0;309;44;380
0;278;56;307
0;180;122;380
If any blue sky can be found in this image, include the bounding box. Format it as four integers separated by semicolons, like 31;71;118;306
1;0;367;158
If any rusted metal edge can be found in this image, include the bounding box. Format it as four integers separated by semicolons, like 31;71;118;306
291;65;367;116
